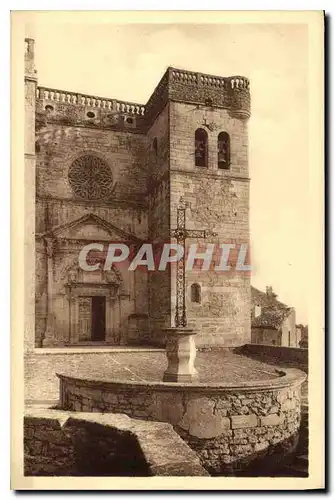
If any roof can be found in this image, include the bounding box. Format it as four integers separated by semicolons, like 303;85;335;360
251;286;293;330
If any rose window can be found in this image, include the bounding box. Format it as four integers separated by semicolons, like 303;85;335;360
68;155;113;200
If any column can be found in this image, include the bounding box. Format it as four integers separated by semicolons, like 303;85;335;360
24;39;37;351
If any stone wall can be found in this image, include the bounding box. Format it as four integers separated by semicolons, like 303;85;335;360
281;309;298;347
239;344;308;373
147;104;171;342
24;409;208;476
58;368;306;475
35;121;150;347
36;124;148;205
251;327;281;347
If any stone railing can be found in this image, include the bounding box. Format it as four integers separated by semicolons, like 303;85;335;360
147;67;251;122
37;87;145;116
227;75;250;89
169;68;250;90
36;67;250;130
114;99;145;116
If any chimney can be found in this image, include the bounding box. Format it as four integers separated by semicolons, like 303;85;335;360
266;286;273;296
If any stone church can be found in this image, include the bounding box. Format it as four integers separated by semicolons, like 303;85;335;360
25;38;251;349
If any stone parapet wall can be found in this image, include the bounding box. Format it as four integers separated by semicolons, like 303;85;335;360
36;68;250;133
238;344;308;372
24;409;208;476
58;368;306;474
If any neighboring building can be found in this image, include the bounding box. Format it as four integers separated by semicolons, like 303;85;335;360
297;324;308;348
25;38;252;348
251;286;299;347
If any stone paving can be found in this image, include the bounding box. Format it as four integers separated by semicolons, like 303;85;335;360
25;349;280;403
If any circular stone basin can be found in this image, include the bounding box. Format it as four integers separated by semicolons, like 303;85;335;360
58;350;281;384
57;350;306;475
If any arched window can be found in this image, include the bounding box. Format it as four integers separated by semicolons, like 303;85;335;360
218;132;230;169
191;283;201;303
153;138;158;161
195;128;208;167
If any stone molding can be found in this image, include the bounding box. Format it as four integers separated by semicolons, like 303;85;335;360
57;367;306;394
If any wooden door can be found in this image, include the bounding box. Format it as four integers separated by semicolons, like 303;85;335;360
91;296;106;341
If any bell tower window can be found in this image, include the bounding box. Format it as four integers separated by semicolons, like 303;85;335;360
195;128;208;167
218;132;230;169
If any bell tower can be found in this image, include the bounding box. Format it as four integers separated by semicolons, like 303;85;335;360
167;70;251;346
145;68;251;346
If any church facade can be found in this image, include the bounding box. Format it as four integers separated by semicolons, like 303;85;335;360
25;38;251;349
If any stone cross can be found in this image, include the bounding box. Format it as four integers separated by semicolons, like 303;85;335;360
171;206;217;328
163;207;217;383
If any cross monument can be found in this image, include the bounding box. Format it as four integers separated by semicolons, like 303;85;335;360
163;205;217;383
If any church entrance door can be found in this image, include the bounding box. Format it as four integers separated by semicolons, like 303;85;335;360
91;296;106;341
78;296;106;342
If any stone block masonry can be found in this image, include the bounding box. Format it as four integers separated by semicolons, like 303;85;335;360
24;408;208;476
58;367;306;475
168;100;250;345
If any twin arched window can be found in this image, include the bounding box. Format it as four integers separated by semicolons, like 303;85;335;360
194;129;230;169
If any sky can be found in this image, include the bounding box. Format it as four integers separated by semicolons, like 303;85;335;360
26;15;310;323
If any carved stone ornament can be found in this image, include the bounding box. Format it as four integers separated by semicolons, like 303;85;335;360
202;118;218;132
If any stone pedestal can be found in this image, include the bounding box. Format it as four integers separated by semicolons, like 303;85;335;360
163;328;199;383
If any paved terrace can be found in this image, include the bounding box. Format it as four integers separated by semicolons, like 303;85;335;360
25;349;281;404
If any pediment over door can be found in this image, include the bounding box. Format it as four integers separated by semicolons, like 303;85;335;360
37;213;142;243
